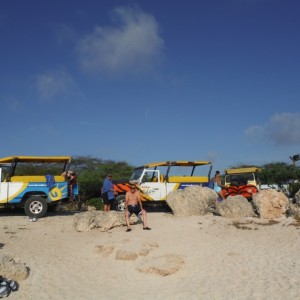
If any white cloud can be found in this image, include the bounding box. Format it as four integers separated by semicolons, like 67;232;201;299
76;6;164;76
35;71;73;102
245;112;300;146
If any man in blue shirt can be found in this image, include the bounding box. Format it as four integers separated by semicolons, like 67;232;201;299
101;174;115;211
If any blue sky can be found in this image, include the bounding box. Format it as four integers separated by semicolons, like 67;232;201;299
1;0;300;172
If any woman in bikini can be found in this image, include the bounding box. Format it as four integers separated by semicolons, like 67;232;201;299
213;171;225;202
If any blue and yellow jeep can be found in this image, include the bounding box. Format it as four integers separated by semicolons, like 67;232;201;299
0;156;77;218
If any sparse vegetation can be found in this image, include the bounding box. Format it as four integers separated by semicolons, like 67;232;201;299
86;198;104;211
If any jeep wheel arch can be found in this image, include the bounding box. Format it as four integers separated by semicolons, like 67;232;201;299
115;195;125;212
24;196;48;218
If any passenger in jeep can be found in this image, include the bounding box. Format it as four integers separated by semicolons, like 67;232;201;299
125;184;151;232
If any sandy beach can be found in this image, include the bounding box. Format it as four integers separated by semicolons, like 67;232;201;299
1;209;300;300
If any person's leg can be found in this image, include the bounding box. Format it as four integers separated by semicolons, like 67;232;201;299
141;210;151;230
103;194;109;212
218;191;225;200
125;210;131;231
69;185;74;202
107;198;114;212
142;210;147;227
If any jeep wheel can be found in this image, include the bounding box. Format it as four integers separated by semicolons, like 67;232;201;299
24;197;48;218
115;195;125;212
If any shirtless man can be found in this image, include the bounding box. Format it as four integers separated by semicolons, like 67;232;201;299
125;184;151;232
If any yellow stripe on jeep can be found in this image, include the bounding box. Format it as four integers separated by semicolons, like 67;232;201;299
10;176;65;182
168;176;208;183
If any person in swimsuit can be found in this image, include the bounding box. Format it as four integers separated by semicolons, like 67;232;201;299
125;184;151;232
213;170;225;202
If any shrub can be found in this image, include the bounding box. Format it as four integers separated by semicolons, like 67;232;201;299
86;198;104;211
289;182;300;198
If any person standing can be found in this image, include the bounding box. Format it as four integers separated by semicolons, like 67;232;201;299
101;174;115;212
124;184;151;232
61;170;77;202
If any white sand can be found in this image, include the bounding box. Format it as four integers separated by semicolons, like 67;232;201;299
1;211;300;300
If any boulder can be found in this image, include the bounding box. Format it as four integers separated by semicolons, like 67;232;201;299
0;255;29;281
73;210;139;232
295;190;300;205
216;195;256;218
252;189;289;219
287;203;300;219
166;186;217;217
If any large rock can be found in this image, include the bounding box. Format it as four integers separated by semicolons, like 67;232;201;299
216;195;256;218
252;189;289;219
73;210;139;232
0;255;29;281
295;190;300;205
166;186;217;217
287;203;300;219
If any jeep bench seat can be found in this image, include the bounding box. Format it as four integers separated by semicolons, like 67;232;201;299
10;176;65;182
168;176;208;183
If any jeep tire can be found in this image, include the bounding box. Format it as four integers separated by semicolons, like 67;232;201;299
24;197;48;218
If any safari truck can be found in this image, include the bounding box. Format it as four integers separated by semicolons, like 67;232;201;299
0;156;77;218
222;167;261;199
113;160;213;211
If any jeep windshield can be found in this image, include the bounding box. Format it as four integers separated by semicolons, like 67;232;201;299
225;173;255;185
129;168;144;182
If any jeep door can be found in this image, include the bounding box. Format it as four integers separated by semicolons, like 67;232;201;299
0;169;8;204
0;183;8;204
139;170;167;201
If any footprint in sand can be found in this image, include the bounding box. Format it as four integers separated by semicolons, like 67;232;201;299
137;254;184;276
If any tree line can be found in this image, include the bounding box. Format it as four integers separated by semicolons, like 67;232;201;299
13;156;300;201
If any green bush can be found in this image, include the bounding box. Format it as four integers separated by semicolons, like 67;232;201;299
289;182;300;198
86;198;104;211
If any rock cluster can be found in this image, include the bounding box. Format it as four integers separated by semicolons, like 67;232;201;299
73;188;300;232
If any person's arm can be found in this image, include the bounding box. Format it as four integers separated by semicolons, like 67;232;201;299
217;177;223;188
